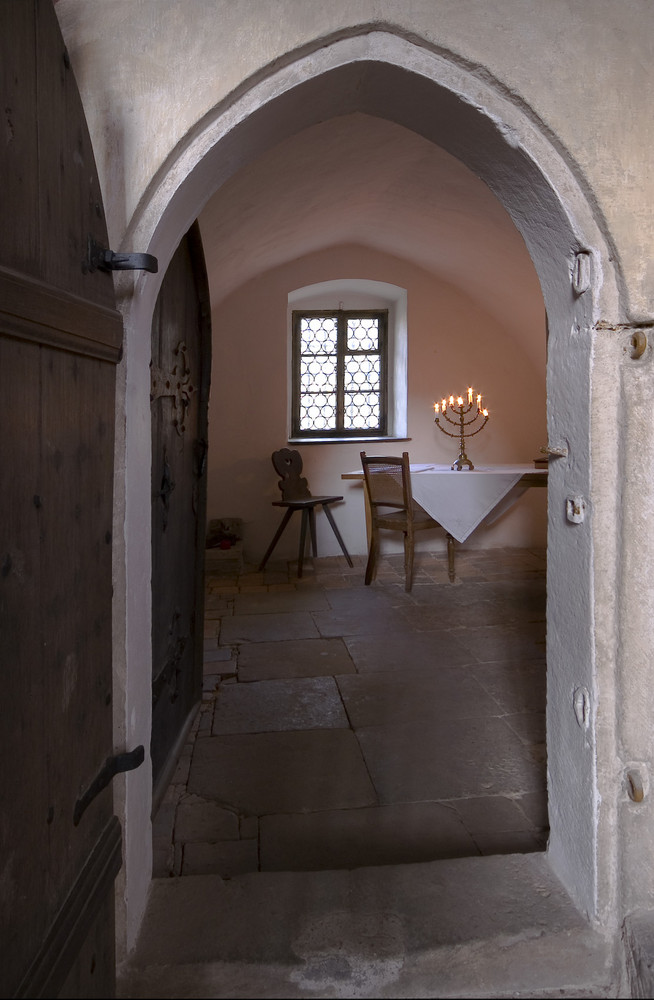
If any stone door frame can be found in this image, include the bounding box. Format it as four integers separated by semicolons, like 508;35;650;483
112;28;624;952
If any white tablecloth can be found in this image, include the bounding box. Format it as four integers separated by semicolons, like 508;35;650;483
408;464;544;543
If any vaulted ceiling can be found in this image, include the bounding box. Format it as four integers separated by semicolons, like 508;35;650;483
199;112;545;365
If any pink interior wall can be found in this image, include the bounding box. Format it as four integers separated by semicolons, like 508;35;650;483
205;243;547;564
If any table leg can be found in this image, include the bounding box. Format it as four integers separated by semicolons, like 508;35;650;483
447;533;455;583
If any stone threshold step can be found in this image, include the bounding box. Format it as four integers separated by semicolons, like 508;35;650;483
118;853;617;998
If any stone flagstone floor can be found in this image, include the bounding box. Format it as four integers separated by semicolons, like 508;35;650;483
152;546;549;878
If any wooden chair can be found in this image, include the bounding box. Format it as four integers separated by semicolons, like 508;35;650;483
259;449;353;577
360;451;455;590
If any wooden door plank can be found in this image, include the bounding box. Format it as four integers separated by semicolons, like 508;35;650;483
35;0;114;306
0;334;50;994
0;1;39;276
0;2;123;995
40;347;115;916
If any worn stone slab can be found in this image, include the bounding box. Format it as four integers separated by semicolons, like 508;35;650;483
174;795;240;843
260;800;480;871
472;660;547;714
357;716;545;804
450;793;544;835
343;629;474;673
182;839;259;877
471;828;548;856
397;592;536;630
212;676;349;734
237;638;355;681
312;605;416;638
337;668;500;728
188;729;377;815
322;586;407;612
219;611;320;644
457;622;546;662
233;589;331;615
517;789;551;829
503;710;546;743
204;646;234;663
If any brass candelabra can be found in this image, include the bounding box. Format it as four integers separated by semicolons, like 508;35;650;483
434;388;489;470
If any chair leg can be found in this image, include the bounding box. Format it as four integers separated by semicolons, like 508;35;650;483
364;526;379;585
322;503;353;566
447;533;456;583
259;508;294;570
297;508;310;578
308;507;318;558
404;529;415;592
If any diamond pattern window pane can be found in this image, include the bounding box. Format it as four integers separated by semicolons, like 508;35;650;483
347;317;379;351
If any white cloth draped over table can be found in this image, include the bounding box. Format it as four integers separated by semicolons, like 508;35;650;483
407;464;546;543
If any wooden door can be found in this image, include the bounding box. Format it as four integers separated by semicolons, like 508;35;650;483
0;2;127;996
150;224;211;804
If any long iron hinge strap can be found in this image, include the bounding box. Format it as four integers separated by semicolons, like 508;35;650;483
73;745;145;825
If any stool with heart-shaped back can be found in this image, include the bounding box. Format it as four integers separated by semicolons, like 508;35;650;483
259;448;353;577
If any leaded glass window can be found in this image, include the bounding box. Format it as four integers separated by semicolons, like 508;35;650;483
292;310;388;438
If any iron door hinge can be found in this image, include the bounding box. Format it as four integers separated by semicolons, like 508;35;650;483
86;237;158;274
73;745;145;825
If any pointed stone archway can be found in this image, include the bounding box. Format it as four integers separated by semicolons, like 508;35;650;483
113;28;623;952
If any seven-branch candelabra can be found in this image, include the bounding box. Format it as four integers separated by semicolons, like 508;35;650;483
433;387;489;470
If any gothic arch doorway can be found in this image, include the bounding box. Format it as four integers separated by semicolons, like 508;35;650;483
116;28;622;942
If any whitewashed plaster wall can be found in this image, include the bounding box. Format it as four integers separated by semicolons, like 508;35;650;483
204;243;547;563
57;0;653;319
54;0;654;968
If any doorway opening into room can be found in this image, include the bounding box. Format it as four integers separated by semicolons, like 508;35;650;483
124;27;618;939
151;110;550;879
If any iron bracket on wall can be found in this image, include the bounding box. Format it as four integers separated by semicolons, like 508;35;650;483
86;237;158;274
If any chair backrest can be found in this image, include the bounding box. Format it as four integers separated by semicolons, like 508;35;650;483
360;451;413;514
271;448;312;501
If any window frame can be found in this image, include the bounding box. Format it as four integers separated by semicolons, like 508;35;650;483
291;308;389;440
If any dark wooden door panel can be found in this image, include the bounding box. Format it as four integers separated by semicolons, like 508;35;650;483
0;335;50;994
151;225;210;798
0;1;126;996
40;348;115;912
0;2;40;276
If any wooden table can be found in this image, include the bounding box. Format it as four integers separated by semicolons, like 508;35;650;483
342;463;547;580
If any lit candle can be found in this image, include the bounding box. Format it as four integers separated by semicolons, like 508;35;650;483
482;408;489;417
442;398;447;412
434;402;439;414
449;395;454;406
457;396;464;406
477;394;482;412
468;387;473;404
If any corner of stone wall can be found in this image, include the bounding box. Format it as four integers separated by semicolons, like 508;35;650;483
622;911;654;998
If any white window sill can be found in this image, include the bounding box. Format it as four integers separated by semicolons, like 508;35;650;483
288;436;411;445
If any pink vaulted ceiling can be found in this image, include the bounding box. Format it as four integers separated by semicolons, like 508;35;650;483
199;113;545;359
